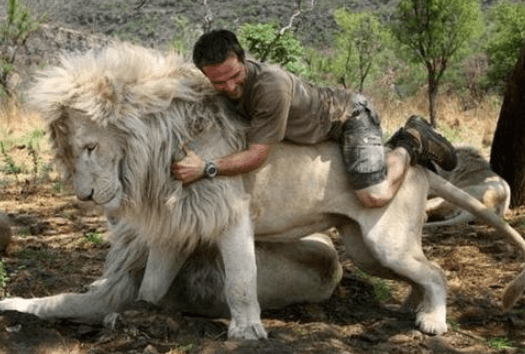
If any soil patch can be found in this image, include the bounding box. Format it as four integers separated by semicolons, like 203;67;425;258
1;166;525;352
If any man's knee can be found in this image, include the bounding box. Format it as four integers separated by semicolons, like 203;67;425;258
355;181;393;208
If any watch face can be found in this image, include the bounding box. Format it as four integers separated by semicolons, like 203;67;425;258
206;161;218;178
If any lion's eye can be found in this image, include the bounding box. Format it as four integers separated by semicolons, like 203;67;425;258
85;143;98;154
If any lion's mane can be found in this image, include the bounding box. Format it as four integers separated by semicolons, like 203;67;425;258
28;42;247;253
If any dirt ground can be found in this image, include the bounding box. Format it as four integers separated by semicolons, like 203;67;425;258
0;144;525;354
1;1;524;351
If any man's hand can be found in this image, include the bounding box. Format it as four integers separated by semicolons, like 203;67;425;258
171;143;271;184
171;148;206;184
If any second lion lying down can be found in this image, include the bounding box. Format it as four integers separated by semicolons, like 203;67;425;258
1;43;525;340
425;145;511;227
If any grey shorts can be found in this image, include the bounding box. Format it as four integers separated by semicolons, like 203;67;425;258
340;97;387;190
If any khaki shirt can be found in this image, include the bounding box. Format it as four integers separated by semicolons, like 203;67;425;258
224;60;354;145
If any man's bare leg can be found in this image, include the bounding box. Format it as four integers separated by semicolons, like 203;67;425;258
355;147;411;208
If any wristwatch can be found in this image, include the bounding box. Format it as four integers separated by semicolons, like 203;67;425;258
204;159;218;178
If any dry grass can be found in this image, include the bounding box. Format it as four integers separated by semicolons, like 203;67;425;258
0;97;46;139
0;97;51;184
370;90;501;157
0;90;502;165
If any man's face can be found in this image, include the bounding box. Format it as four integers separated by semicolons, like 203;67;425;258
203;54;246;101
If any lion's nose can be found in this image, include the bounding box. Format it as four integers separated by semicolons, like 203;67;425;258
77;188;94;201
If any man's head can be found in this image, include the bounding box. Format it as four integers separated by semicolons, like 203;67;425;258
193;29;247;101
193;29;245;70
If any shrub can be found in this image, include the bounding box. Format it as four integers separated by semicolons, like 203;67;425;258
484;1;525;92
237;22;305;74
332;9;388;92
0;0;46;97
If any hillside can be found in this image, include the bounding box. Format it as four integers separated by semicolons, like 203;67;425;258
5;0;398;94
3;0;511;126
8;0;508;48
9;0;396;48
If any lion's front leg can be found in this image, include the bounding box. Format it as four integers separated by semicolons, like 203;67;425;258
137;244;188;304
219;207;267;340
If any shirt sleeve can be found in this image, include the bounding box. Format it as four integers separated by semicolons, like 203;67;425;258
245;71;293;145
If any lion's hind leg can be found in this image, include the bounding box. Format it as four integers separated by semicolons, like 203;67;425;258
399;263;447;334
340;220;445;326
350;167;448;335
0;223;145;323
364;227;447;335
0;271;139;324
256;233;342;309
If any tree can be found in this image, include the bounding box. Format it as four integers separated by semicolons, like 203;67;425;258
0;0;45;97
391;0;482;126
490;45;525;208
237;23;305;74
235;0;312;75
484;1;525;93
333;9;387;92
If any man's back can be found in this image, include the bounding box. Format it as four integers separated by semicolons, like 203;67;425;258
234;60;352;145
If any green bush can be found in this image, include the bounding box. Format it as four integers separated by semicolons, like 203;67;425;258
237;23;305;74
484;1;525;92
333;9;388;92
300;47;338;86
1;0;45;97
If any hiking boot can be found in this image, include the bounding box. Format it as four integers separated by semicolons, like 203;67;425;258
387;115;457;171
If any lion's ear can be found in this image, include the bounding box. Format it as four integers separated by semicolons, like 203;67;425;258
88;75;127;125
95;76;120;105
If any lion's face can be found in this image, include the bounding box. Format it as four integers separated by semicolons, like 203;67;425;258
67;111;125;213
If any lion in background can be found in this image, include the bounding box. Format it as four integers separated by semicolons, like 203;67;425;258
1;43;525;340
425;145;510;228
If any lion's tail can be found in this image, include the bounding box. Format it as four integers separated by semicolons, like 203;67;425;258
424;209;475;228
427;169;525;310
502;269;525;310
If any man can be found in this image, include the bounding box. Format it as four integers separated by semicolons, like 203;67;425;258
172;29;457;208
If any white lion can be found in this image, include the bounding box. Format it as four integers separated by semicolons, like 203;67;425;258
425;145;510;227
1;43;525;340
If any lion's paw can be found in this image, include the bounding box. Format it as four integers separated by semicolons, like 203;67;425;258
103;312;122;330
415;311;447;335
0;297;31;312
228;323;268;340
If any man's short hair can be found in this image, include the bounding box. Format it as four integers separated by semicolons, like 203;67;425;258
192;29;246;71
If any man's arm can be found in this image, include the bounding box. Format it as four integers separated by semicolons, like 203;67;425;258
171;143;271;185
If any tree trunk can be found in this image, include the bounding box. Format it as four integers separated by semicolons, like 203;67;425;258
490;45;525;208
427;71;439;127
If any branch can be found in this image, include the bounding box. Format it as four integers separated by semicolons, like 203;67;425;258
203;0;214;32
134;0;149;10
260;0;314;62
279;0;314;35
